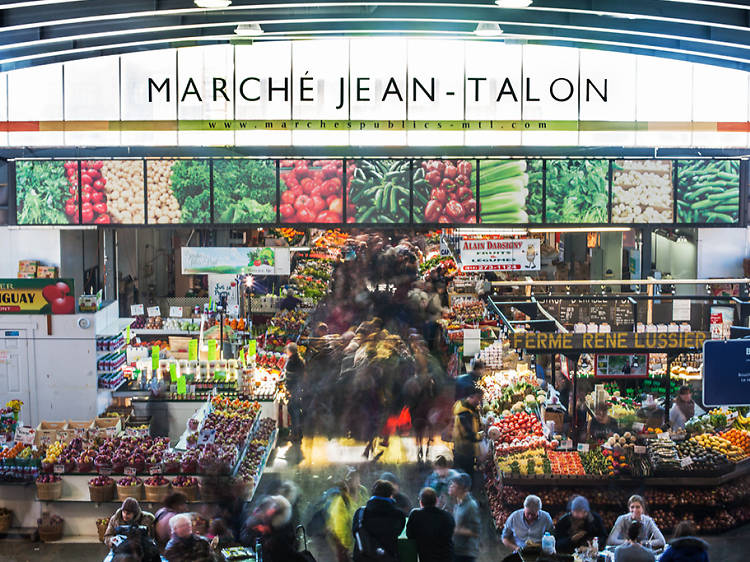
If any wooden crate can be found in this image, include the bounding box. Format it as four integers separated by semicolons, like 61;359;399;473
35;421;66;445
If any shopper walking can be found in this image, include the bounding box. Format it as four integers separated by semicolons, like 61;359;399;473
326;467;368;562
659;521;709;562
352;479;406;562
614;521;656;562
154;492;188;547
452;386;483;483
553;495;607;554
423;455;459;509
455;361;486;401
501;494;554;552
406;487;455;562
284;342;306;444
669;386;697;431
448;473;481;562
608;495;665;549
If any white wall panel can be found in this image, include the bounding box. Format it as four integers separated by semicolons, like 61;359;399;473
8;64;64;146
64;56;120;146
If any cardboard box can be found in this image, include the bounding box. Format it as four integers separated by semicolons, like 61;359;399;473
36;266;58;279
92;417;121;439
17;272;36;278
35;421;66;445
58;419;94;442
18;260;38;270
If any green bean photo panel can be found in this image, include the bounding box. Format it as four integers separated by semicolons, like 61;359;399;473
544;159;609;223
348;159;411;223
478;159;542;224
676;160;740;224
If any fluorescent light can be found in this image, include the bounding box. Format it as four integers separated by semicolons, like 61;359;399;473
194;0;231;7
474;22;504;36
495;0;533;7
528;227;631;233
234;23;264;36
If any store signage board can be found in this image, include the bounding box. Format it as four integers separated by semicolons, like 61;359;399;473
459;238;540;272
182;247;290;275
147;306;161;318
703;339;750;406
3;41;750;148
14;425;35;445
0;279;75;314
594;353;649;379
510;331;709;352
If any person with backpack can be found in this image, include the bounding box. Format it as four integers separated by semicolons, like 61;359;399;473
324;467;368;562
352;480;406;562
104;498;156;550
659;520;709;562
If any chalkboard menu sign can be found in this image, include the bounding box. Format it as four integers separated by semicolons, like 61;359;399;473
613;300;635;329
560;301;579;324
536;297;636;329
588;300;609;323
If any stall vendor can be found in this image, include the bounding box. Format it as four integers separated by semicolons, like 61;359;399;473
587;404;619;441
669;385;698;431
637;396;665;430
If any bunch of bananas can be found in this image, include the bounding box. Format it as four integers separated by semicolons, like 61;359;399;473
734;413;750;431
43;441;64;464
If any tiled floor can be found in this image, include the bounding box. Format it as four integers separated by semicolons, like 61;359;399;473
2;435;749;561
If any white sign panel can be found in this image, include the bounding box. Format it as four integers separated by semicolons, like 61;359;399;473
181;247;290;276
459;237;540;272
208;275;239;313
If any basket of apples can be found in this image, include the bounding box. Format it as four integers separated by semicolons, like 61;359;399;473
144;475;171;502
116;476;143;501
36;474;63;500
88;476;115;502
170;476;199;502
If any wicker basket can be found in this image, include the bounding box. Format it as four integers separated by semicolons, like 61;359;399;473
0;510;12;532
89;483;115;502
116;483;143;501
96;519;108;543
36;480;63;501
38;522;63;542
144;483;170;503
173;484;198;502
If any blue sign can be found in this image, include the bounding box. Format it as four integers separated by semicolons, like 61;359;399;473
703;339;750;406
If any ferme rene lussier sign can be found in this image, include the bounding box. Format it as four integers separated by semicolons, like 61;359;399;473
3;39;750;146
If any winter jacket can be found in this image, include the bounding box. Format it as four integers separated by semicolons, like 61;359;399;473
326;484;368;551
554;511;607;553
352;496;406;560
406;506;455;562
104;507;156;549
453;399;482;459
154;507;180;546
285;353;306;393
659;536;710;562
164;534;214;562
608;514;665;550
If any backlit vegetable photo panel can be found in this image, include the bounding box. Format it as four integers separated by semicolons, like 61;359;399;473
213;159;277;224
279;159;344;224
676;160;740;224
16;160;78;225
612;160;673;224
146;159;210;224
413;159;476;224
81;160;144;225
478;159;543;224
349;159;411;224
545;159;609;223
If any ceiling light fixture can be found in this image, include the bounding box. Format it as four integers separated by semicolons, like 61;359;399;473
474;22;504;36
495;0;533;7
234;23;264;36
194;0;231;8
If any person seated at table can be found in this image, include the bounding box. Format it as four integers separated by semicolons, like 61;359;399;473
587;404;619;441
553;495;607;554
607;495;665;550
164;513;214;562
104;497;156;549
501;494;554;552
659;520;709;562
614;521;656;562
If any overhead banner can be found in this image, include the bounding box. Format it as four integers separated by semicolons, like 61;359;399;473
459;237;540;272
510;331;709;352
0;279;75;314
703;339;750;406
181;247;291;276
3;40;750;147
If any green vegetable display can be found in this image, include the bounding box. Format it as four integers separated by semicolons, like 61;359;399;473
213;159;276;223
479;160;542;224
676;160;740;223
16;161;72;225
349;159;411;223
545;159;608;223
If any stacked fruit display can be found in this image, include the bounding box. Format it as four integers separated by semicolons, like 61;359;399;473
495;448;550;476
547;451;586;476
236;418;276;488
691;433;747;462
487;412;544;446
279;160;344;223
676;440;731;473
580;449;615;476
720;428;750;453
144;475;169;487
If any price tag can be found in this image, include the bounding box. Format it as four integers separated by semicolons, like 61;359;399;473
126;325;131;344
169;306;183;318
208;339;217;361
632;422;645;432
634;445;647;454
188;340;198;362
198;429;216;446
577;443;590;453
124;467;137;477
657;432;671;441
14;425;36;445
680;456;693;467
54;464;65;474
247;339;257;359
239;349;246;368
131;304;144;316
98;467;112;476
152;346;160;371
177;377;187;395
147;306;161;318
149;465;163;475
169;363;178;382
560;438;573;450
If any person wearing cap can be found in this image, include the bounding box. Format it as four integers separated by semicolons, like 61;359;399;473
378;471;413;515
104;497;156;549
501;495;554;552
452;384;484;482
669;385;698;431
448;473;480;562
423;455;459;509
553;495;607;554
